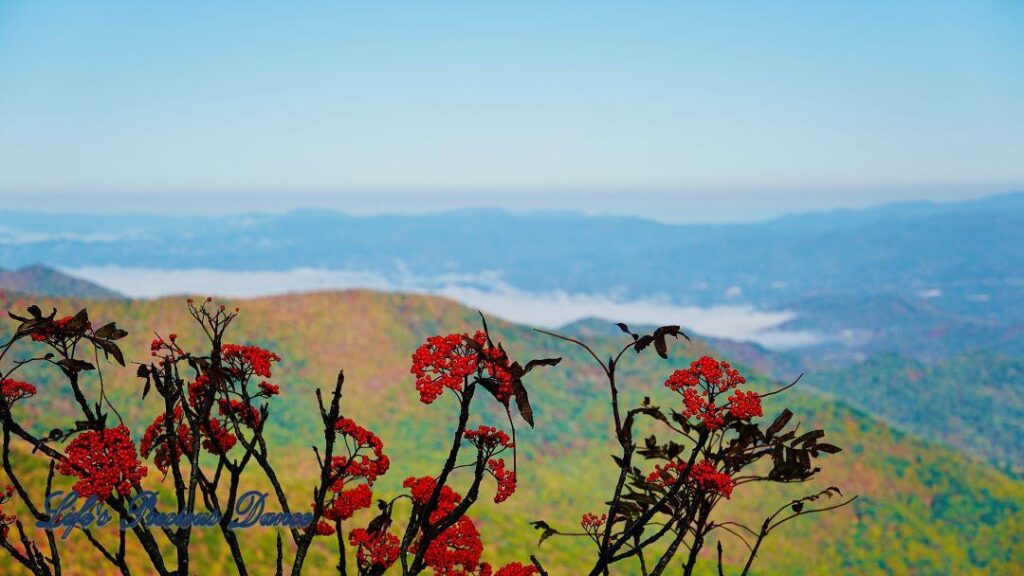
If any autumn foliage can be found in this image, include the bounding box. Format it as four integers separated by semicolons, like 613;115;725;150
0;300;850;575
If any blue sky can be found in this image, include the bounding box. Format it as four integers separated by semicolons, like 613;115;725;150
1;1;1022;217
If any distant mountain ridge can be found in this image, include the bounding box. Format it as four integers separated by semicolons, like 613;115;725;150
0;191;1021;320
0;264;123;299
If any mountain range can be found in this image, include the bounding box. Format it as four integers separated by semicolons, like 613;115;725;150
0;290;1021;575
0;192;1022;572
2;191;1022;316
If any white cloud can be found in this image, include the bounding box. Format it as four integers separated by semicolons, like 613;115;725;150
62;266;823;350
0;227;133;245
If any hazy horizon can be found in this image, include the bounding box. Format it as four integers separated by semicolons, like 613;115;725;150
0;184;1020;224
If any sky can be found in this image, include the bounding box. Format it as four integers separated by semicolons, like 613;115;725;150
1;1;1022;218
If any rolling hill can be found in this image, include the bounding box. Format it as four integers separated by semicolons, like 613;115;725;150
0;264;123;299
0;290;1021;574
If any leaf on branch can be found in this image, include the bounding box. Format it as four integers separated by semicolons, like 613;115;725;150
816;443;842;454
633;325;688;358
67;308;90;332
513;380;535;427
766;409;793;439
57;358;95;373
93;338;126;366
523;357;561;374
793;429;825;447
530;521;558;546
616;322;639;341
367;504;392;536
94;322;128;340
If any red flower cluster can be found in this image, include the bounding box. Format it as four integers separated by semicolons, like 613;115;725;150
149;335;185;363
58;426;147;499
404;476;461;511
323;482;372;523
647;459;733;498
411;333;481;403
0;378;36;404
333;417;390;483
410;330;521;405
350;528;401;572
199;418;237;454
30;315;77;342
581;512;607;531
422;513;483;576
464;425;513;452
727;389;763;420
217;398;261;428
140;409;190;473
315;417;390;536
485;562;540;576
404;476;486;575
665;356;746;392
473;331;516;403
258;381;279;396
665;356;759;429
488;458;516;503
0;484;15;541
140;407;237;473
187;374;214;407
222;344;281;379
312;521;334;536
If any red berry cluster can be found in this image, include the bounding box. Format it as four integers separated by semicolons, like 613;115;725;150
140;408;190;473
410;333;481;404
464;425;513;452
323;483;372;523
187;374;214;407
398;474;535;575
199;418;238;454
333;417;390;483
485;562;540;576
0;484;15;541
217;398;261;428
487;458;516;503
727;389;763;420
314;417;390;536
29;314;84;342
149;334;184;362
664;356;761;429
350;528;402;571
58;426;148;499
140;407;237;474
647;459;733;498
580;512;607;532
410;330;522;405
404;476;484;574
0;378;37;404
473;331;516;403
222;343;281;379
